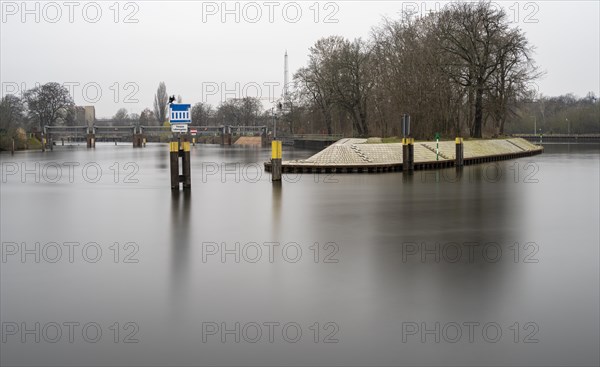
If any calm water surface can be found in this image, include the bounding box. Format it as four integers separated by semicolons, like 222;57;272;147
1;142;598;366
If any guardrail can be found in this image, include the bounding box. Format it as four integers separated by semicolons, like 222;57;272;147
279;134;343;141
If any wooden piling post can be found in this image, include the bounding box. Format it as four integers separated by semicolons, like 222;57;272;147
170;137;192;190
402;138;414;174
11;138;15;155
170;140;180;190
455;137;464;167
182;140;191;189
133;134;143;148
225;126;232;145
261;127;268;147
86;134;95;148
271;140;282;182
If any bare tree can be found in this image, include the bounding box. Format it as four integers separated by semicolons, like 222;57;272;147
486;29;540;135
239;97;262;126
0;94;25;130
24;82;74;131
331;38;374;137
153;82;168;124
140;108;157;126
215;100;240;125
113;108;129;125
191;102;213;126
294;66;335;135
436;1;528;138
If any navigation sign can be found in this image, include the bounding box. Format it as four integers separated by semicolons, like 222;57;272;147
169;104;192;124
190;128;197;136
171;124;189;133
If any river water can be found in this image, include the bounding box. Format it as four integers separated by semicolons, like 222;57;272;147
1;142;598;366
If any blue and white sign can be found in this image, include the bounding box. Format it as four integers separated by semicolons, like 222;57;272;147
169;104;192;124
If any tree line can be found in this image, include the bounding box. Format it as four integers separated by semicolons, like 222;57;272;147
1;1;598;150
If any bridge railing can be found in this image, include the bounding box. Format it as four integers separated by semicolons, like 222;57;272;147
279;133;343;141
513;133;600;138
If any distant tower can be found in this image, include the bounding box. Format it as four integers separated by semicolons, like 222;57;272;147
283;50;289;106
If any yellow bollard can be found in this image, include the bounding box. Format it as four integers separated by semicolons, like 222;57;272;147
271;140;282;181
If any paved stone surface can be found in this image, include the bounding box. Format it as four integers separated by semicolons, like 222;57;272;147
234;137;262;146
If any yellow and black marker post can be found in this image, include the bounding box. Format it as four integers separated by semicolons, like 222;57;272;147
271;140;282;182
402;137;414;174
170;137;192;190
455;137;464;167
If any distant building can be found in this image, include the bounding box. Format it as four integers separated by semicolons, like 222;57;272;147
84;106;95;126
75;106;95;127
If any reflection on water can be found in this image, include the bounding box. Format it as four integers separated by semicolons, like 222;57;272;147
170;190;192;317
1;143;598;366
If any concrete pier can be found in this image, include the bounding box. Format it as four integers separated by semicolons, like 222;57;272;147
265;138;543;174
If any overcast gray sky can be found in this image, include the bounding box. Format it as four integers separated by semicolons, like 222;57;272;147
1;0;599;118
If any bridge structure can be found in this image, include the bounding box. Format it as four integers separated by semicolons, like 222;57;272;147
192;125;269;146
43;125;143;150
512;134;600;143
41;124;272;150
278;133;344;149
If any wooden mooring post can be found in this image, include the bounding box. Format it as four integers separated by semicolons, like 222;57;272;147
86;126;95;149
455;137;464;167
170;137;192;190
271;140;282;182
86;134;95;148
133;134;144;148
402;138;414;174
220;126;232;146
